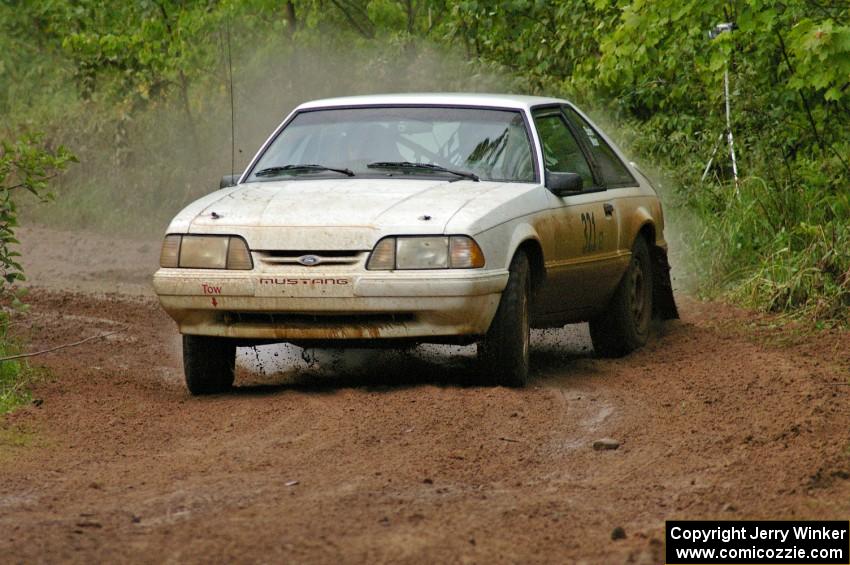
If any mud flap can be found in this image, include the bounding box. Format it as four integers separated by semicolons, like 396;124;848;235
651;246;679;320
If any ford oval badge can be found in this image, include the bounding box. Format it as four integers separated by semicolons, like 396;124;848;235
297;254;322;266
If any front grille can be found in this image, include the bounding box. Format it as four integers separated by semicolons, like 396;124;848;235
255;250;366;267
221;312;414;326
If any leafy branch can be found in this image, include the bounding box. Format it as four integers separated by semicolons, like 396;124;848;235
0;134;76;296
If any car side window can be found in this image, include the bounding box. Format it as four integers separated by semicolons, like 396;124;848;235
533;111;595;189
562;106;637;187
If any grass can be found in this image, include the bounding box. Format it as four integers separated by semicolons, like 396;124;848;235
0;320;39;415
606;110;850;327
692;176;850;324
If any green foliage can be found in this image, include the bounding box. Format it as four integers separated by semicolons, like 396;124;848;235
442;1;617;95
0;327;31;415
683;172;850;320
785;17;850;102
0;308;48;416
0;134;76;297
588;1;850;322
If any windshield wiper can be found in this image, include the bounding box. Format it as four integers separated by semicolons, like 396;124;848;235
367;161;479;182
255;164;355;178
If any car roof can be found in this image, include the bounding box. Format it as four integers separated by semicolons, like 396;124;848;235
296;93;568;111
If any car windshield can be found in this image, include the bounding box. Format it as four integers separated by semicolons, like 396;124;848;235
247;106;536;183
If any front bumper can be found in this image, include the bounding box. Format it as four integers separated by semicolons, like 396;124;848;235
153;269;509;341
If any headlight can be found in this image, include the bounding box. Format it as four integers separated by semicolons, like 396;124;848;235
158;235;253;270
397;237;449;269
159;235;181;268
366;236;485;270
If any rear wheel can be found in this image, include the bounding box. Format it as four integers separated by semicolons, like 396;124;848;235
589;237;653;358
478;251;530;387
183;335;236;395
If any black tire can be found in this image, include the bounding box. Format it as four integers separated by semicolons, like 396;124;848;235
478;251;530;387
589;237;653;358
183;335;236;395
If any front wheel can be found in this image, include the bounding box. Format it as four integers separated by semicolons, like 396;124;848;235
477;251;530;387
183;335;236;395
589;237;653;358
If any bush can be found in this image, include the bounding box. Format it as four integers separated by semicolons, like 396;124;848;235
0;133;76;299
0;315;36;415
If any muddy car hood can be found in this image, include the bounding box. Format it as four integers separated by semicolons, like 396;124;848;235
167;178;543;250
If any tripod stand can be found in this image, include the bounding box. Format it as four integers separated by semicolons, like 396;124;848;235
701;24;740;191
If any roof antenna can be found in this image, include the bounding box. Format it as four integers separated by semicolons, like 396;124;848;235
225;13;235;179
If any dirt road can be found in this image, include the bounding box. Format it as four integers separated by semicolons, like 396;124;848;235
2;227;849;564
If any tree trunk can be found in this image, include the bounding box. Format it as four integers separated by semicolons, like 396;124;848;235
284;1;297;36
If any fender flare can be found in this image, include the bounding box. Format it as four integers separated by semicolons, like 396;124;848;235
504;223;542;269
503;223;547;295
630;206;657;246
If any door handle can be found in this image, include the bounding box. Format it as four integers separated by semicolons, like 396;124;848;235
603;202;614;216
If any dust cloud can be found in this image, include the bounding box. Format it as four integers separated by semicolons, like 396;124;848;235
30;37;518;237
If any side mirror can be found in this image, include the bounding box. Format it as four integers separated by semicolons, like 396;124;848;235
546;171;583;196
220;173;241;189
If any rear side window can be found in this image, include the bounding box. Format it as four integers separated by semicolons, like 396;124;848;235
562;107;636;187
533;111;595;189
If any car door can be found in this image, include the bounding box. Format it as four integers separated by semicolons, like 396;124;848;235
561;104;643;297
531;106;622;316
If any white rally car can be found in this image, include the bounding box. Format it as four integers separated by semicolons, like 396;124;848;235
154;94;677;394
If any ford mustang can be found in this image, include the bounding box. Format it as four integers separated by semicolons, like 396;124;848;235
153;94;677;394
